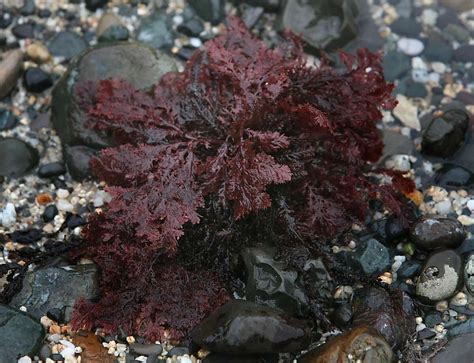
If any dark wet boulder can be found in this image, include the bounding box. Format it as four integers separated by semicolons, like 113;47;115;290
9;264;100;321
280;0;359;51
299;325;393;363
191;300;311;354
242;246;309;316
0;138;39;178
410;215;466;250
435;164;473;190
421;109;470;157
416;249;463;304
351;286;415;349
0;305;45;362
51;43;177;179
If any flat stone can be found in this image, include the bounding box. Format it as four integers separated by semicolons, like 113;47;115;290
188;0;225;25
441;0;474;12
280;0;359;51
416;249;464;304
191;300;310;354
48;31;88;61
390;17;422;37
435;164;473;190
422;109;470;157
393;95;420;130
424;33;453;63
0;138;39;178
137;12;173;49
299;325;393;363
432;333;474;363
453;45;474;63
0;304;44;363
9;264;100;321
0;49;23;99
410;215;466;250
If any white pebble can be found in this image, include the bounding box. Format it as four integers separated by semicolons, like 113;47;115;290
179;358;192;363
57;199;74;212
416;323;427;332
189;37;202;48
467;200;474;211
93;190;112;207
60;340;75;349
435;200;452;215
385;154;411;172
458;215;474;226
1;203;17;228
412;57;427;70
421;8;438;26
19;306;27;312
60;347;76;358
18;357;32;363
412;69;430;83
431;62;447;74
57;189;70;199
415;316;423;325
398;37;424;56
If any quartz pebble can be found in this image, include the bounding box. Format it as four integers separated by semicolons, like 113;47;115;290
397;38;424;56
0;203;17;228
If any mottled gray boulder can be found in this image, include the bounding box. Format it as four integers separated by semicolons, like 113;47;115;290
9;264;99;321
0;304;44;362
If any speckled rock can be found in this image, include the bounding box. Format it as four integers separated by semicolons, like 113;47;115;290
191;300;310;354
0;305;44;363
416;250;463;304
9;264;100;321
299;325;393;363
410;216;466;250
464;254;474;295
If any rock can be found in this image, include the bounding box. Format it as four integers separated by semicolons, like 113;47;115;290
397;260;422;279
304;257;334;300
447;318;474;337
453;45;474;63
48;31;88;61
39;344;52;361
97;13;129;43
188;0;225;25
26;42;51;64
441;0;474;12
342;238;391;275
424;33;453;63
64;145;97;180
280;0;359;51
432;333;474;363
86;0;108;11
390;17;422;37
384;154;411;172
23;68;53;93
382;51;411;82
137;12;173;49
299;325;393;363
395;78;427;98
47;308;64;324
444;24;471;44
0;305;44;362
435;164;473;190
38;162;67;178
177;18;204;37
242;246;309;316
422;109;470;157
456;91;474;106
12;23;34;39
0;9;12;29
72;332;115;363
130;343;163;356
351;286;415;349
331;302;352;328
191;300;310;354
0;203;17;228
9;264;100;321
0;49;23;99
51;43;176;179
397;38;424;56
0;108;17;130
416;249;464;304
241;5;265;29
393;95;420;130
43;204;58;222
410;216;466;250
0;138;39;178
465;254;474;295
381;130;414;161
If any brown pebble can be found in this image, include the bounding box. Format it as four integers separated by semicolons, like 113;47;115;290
37;193;53;204
50;324;61;334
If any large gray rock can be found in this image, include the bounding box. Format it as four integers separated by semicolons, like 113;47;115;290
9;264;100;321
0;49;23;99
51;42;177;179
0;304;44;362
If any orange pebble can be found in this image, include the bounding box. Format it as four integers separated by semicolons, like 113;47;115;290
36;193;53;205
405;189;423;206
49;324;61;334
